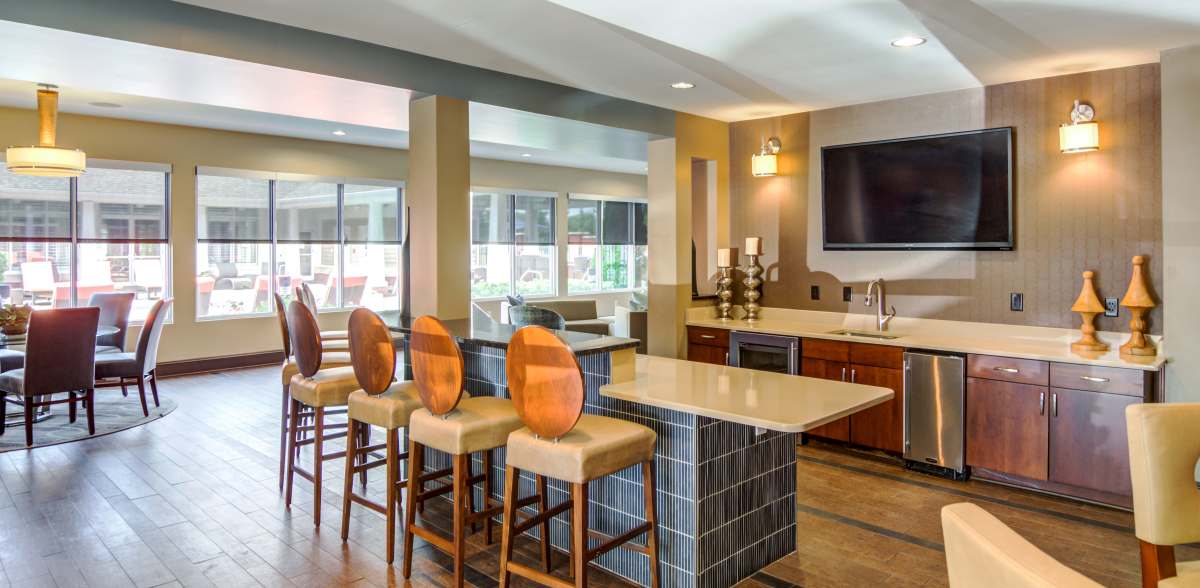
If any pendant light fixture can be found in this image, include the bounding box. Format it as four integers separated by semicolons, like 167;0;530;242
6;84;87;177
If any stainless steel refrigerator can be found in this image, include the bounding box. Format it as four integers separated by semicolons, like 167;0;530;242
903;351;967;479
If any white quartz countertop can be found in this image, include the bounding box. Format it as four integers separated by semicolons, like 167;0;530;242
686;307;1165;371
599;355;893;433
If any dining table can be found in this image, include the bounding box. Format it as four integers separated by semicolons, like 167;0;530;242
0;324;122;423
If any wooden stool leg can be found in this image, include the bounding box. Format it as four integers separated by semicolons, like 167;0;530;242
483;448;495;544
284;399;300;509
1140;540;1176;588
465;455;478;535
642;460;661;588
536;474;552;572
385;428;399;564
498;465;519;588
571;482;589;588
279;384;289;492
340;419;358;541
452;453;470;588
358;425;371;488
402;439;424;579
312;406;325;527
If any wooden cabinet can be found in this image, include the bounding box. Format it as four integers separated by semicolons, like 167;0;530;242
965;377;1049;480
686;326;728;366
849;364;905;453
801;357;850;441
1048;387;1138;496
801;338;903;453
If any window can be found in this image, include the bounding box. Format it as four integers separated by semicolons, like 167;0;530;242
470;190;556;299
567;196;647;294
195;167;402;319
0;161;171;322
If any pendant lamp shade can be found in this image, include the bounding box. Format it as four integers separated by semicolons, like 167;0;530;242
6;85;86;177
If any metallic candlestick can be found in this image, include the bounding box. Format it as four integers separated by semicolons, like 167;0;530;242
743;254;763;321
716;267;734;319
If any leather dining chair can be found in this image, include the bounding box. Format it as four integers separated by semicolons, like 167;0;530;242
508;305;566;330
89;291;135;354
0;307;100;446
94;298;172;417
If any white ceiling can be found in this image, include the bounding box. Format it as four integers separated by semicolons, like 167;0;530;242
175;0;1200;121
0;20;654;175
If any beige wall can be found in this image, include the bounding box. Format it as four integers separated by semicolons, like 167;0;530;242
0;107;645;363
729;64;1163;334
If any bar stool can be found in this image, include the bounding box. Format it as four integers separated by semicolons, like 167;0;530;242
283;300;363;527
274;293;353;492
402;315;549;587
295;283;348;340
1126;403;1200;587
339;308;424;563
499;326;660;588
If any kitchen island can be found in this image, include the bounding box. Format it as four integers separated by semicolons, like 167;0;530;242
382;312;891;587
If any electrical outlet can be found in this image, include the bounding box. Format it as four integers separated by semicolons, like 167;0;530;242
810;285;820;300
843;286;853;302
1104;297;1119;317
1010;292;1024;312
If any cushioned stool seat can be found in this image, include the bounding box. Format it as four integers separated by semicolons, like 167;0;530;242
282;352;351;387
1161;562;1200;587
409;396;523;455
347;381;424;429
320;329;349;340
507;414;657;484
289;366;360;407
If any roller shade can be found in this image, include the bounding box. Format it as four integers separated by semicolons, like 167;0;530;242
0;166;71;241
471;192;555;246
76;166;170;242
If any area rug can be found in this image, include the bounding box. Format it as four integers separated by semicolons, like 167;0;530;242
0;395;176;451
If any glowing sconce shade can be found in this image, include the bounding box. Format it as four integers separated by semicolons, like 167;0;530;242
6;84;86;177
1059;100;1099;154
752;137;781;177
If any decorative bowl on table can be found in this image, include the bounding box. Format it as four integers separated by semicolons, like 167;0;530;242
0;304;32;336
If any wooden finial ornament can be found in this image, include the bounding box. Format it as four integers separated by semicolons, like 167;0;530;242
1070;270;1108;352
1119;256;1156;357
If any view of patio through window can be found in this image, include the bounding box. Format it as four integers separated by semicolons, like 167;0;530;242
195;168;402;318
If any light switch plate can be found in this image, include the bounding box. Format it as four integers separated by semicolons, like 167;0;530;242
1104;297;1119;317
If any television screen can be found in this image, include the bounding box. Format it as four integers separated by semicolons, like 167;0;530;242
821;128;1013;250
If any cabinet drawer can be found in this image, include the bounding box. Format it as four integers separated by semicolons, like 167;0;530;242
1050;363;1147;398
968;354;1050;386
802;338;849;362
849;343;904;369
687;326;729;348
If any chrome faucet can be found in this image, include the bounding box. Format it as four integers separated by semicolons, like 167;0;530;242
864;278;897;332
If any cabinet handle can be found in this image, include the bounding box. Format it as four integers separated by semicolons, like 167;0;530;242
1039;392;1045;415
841;367;847;382
700;334;717;340
993;367;1020;374
724;352;730;365
1079;376;1109;383
850;368;857;383
1052;393;1058;417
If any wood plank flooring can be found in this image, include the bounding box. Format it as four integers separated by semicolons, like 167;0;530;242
0;365;1186;587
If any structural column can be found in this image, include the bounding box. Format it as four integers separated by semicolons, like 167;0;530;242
407;95;471;319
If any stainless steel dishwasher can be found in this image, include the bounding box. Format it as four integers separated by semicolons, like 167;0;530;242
903;351;967;479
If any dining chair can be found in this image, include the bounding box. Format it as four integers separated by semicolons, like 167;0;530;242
94;298;172;416
508;305;566;330
0;307;99;446
294;282;348;341
89;291;135;354
941;502;1101;587
19;261;56;305
1126;403;1200;588
498;325;660;588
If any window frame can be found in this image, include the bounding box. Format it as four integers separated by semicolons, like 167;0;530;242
194;167;403;320
469;187;558;301
564;193;648;296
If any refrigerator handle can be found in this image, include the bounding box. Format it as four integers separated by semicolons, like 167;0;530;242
902;358;911;452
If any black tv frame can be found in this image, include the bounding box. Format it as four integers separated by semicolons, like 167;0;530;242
820;127;1015;251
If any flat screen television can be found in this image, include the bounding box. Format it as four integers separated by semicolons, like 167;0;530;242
821;127;1014;250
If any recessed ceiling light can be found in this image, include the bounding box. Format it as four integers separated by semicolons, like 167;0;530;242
88;101;122;108
671;82;695;89
332;129;347;136
891;36;926;48
521;153;532;158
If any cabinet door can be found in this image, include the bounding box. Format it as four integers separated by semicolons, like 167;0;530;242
848;364;905;453
687;343;727;366
1049;388;1137;495
965;377;1048;480
802;357;850;441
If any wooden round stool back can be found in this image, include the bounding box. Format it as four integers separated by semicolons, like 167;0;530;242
410;315;465;415
506;326;584;439
287;300;324;378
273;293;292;359
348;308;396;395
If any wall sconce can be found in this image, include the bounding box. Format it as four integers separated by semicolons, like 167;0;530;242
752;137;780;176
1060;100;1099;154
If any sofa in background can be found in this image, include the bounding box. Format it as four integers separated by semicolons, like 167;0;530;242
499;299;613;335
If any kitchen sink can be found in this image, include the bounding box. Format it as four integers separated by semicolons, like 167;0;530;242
826;329;901;340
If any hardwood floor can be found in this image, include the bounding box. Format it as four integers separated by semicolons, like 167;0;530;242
0;365;1187;587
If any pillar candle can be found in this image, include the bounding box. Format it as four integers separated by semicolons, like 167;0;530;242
745;237;763;256
716;247;738;268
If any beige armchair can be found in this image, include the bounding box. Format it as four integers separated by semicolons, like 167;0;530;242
941;502;1101;588
1126;403;1200;588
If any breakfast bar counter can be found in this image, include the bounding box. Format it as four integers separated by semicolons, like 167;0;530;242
382;312;889;587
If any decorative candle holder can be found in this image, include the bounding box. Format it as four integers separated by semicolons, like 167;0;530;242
1070;270;1109;352
742;254;763;322
1119;255;1157;357
716;267;735;319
